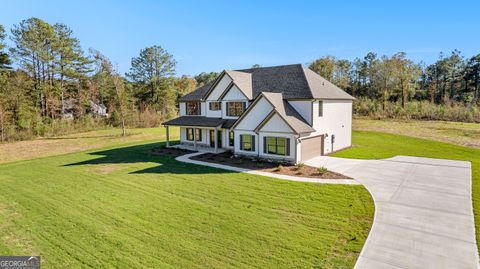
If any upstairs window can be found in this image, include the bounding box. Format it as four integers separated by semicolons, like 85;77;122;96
226;102;246;117
186;102;201;115
209;102;221;111
318;101;323;117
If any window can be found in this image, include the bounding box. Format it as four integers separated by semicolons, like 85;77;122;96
195;129;202;141
186;128;202;141
318;101;323;117
209;102;221;111
186;102;201;115
229;131;234;146
186;128;194;141
240;134;255;151
226;102;245;117
264;137;289;156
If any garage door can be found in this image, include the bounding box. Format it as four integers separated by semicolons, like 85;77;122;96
301;135;324;162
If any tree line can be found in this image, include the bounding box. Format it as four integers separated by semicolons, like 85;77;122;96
0;17;197;141
309;51;480;107
1;17;479;142
308;51;480;122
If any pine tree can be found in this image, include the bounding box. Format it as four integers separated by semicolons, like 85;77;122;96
126;45;176;116
0;25;11;70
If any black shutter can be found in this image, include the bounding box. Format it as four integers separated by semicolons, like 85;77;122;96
243;102;246;112
286;138;290;156
252;135;255;151
226;102;230;116
198;102;202;115
240;135;243;150
263;137;267;153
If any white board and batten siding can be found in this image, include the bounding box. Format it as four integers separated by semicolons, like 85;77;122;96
221;85;250;119
257;113;297;162
222;85;247;100
233;97;298;162
234;96;273;157
311;99;352;154
206;101;222;117
288;100;313;125
179;102;186;116
234;97;273;130
206;75;232;101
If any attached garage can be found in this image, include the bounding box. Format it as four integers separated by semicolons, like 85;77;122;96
300;135;324;162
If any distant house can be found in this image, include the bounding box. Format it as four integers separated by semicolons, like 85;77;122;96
90;101;108;117
163;64;354;164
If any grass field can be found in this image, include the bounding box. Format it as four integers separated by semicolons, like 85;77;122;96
0;129;374;268
0;127;179;164
333;130;480;250
354;118;480;148
2;120;478;267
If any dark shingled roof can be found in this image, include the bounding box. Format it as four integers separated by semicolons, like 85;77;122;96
180;64;354;101
178;82;213;102
221;119;237;129
163;116;237;129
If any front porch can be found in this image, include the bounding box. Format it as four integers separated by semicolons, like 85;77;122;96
164;125;230;153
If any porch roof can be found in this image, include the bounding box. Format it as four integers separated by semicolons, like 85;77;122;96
163;116;236;129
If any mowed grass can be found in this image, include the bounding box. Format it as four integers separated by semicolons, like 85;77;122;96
353;118;480;148
0;127;179;164
0;137;374;268
333;130;480;250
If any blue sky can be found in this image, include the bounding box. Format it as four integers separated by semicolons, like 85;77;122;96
2;0;480;76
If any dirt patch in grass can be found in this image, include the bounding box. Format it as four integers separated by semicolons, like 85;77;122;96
149;147;196;157
191;152;350;179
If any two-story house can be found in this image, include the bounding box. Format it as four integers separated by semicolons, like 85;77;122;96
163;64;354;164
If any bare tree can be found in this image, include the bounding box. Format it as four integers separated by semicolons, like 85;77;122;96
113;75;127;136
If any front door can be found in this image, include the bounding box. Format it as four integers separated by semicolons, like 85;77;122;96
209;130;222;148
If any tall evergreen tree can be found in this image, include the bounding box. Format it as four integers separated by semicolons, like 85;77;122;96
10;18;55;115
52;23;90;114
126;45;176;116
465;54;480;101
0;25;11;70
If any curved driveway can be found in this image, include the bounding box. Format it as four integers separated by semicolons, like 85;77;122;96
306;155;479;269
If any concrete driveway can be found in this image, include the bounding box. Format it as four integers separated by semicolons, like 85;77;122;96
306;155;479;269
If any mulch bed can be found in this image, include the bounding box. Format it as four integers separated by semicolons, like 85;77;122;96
149;147;196;157
191;151;351;179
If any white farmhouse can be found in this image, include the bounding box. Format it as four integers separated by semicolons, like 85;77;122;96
163;64;354;164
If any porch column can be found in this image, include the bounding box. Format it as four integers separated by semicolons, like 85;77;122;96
165;126;170;147
214;128;218;153
193;127;197;150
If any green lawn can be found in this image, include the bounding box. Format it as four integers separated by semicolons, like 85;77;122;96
0;137;373;268
0;127;179;164
333;130;480;250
